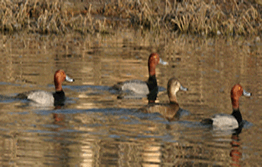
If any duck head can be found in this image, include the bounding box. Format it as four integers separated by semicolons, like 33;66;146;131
167;77;188;103
148;53;168;76
231;84;251;110
54;70;74;91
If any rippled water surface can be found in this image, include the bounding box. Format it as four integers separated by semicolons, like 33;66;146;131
0;31;261;166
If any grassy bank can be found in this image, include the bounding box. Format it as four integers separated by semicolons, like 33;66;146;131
0;0;261;36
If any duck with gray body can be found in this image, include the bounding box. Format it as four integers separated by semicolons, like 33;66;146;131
120;80;150;94
16;70;74;106
113;53;168;98
201;85;251;130
206;113;239;129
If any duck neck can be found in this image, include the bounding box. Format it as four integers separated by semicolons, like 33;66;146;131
169;93;178;104
148;63;156;77
147;75;158;103
231;108;243;125
231;96;243;124
55;90;64;94
147;75;157;91
53;90;65;106
231;97;239;109
55;81;63;91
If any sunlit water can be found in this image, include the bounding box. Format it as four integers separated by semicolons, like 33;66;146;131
0;31;261;167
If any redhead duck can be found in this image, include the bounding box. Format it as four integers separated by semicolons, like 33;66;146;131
201;84;251;130
138;77;188;121
113;53;168;97
16;69;74;106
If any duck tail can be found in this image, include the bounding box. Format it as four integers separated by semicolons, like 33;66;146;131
201;118;213;125
111;82;124;91
15;92;29;99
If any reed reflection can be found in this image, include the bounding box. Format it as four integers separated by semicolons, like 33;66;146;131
51;109;96;166
141;143;161;167
0;30;261;167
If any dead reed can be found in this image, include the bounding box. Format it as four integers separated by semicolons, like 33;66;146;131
0;0;96;34
0;0;261;36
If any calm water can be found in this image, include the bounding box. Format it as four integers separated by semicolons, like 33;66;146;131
0;31;261;167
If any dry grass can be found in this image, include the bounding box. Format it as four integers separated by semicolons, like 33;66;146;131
0;0;261;36
165;0;262;36
0;0;96;34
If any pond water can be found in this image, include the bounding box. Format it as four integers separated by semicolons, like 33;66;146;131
0;30;261;166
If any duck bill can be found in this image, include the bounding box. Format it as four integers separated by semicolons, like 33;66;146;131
180;85;188;91
159;58;168;65
243;89;251;97
65;75;74;82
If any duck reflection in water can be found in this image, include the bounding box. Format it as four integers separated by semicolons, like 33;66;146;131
138;77;188;121
53;105;65;123
230;127;242;167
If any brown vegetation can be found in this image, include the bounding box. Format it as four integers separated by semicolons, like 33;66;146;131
0;0;261;36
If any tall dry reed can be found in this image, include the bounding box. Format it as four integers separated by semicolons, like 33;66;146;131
0;0;261;36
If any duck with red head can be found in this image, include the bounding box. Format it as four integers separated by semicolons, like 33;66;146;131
201;84;252;130
113;53;168;101
16;70;74;106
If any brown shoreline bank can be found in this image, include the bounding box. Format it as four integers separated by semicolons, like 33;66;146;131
0;0;261;36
